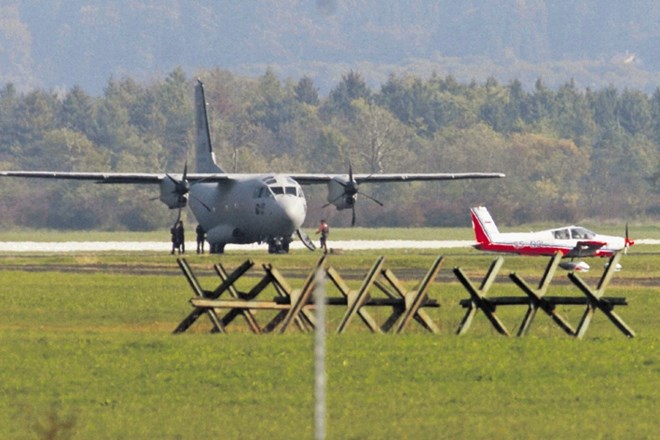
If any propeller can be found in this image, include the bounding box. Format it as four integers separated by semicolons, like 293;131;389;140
323;162;383;226
166;162;190;199
159;162;212;228
624;223;634;254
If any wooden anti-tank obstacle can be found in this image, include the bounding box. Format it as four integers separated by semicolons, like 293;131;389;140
174;253;634;338
454;252;634;338
174;255;443;334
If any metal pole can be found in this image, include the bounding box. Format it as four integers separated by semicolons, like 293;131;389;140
314;267;326;440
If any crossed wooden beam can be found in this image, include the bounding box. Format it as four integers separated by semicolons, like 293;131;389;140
454;252;634;338
173;253;634;338
174;255;443;335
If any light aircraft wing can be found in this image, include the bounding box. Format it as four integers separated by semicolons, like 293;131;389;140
567;240;607;257
289;172;505;185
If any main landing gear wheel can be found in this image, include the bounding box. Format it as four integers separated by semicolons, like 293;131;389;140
268;237;290;254
210;243;225;254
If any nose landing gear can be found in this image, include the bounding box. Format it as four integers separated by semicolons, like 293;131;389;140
267;236;290;254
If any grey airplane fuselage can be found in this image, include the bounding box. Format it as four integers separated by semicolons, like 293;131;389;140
189;174;306;246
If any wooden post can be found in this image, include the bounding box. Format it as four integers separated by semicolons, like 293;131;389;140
263;264;315;332
214;263;262;334
173;258;225;333
336;256;385;334
569;253;635;338
278;256;327;334
326;266;382;333
454;257;509;336
509;252;575;336
379;255;444;334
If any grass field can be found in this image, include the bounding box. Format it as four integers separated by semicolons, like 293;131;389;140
0;241;657;439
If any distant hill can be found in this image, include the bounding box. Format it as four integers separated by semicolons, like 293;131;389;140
1;0;659;94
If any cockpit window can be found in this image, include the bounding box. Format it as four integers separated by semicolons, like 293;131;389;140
571;227;595;240
253;186;274;198
268;186;299;196
553;229;570;239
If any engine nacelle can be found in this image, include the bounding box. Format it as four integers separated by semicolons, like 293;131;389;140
159;178;188;209
327;177;356;210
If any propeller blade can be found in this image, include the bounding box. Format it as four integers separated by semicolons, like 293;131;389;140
361;191;384;207
322;193;345;208
166;174;189;195
173;207;182;227
624;222;634;253
326;161;384;225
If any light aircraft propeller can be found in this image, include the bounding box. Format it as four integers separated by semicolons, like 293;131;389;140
323;163;383;226
624;223;634;254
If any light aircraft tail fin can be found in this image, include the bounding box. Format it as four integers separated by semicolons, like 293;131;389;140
470;206;499;244
195;80;224;173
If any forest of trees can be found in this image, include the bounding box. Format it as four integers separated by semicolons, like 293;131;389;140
0;67;658;231
2;1;660;95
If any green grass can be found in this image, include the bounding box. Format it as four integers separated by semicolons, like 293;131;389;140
0;251;657;439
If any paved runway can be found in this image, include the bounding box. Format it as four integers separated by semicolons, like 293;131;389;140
0;240;475;252
0;239;657;252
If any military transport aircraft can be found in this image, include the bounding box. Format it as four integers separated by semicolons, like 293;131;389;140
470;206;634;271
0;80;505;253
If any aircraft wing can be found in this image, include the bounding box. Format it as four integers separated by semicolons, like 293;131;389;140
0;170;504;185
0;171;165;184
567;240;607;257
289;172;505;185
0;171;235;184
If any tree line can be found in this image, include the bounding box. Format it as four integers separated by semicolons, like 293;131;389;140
0;67;657;231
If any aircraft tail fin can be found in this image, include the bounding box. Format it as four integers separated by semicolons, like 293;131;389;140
195;80;224;173
470;206;499;244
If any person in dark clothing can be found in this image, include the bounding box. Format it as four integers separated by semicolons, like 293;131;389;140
315;219;329;254
170;224;177;255
196;224;206;254
171;220;185;254
177;221;185;254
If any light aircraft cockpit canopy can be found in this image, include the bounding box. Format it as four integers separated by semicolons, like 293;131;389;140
552;227;596;240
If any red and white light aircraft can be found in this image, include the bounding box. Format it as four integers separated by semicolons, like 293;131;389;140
470;206;634;271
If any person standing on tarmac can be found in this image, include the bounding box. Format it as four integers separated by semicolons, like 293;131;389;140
174;220;185;254
170;224;177;255
196;224;206;254
316;219;330;254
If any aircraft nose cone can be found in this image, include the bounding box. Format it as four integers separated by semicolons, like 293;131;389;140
279;197;306;229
